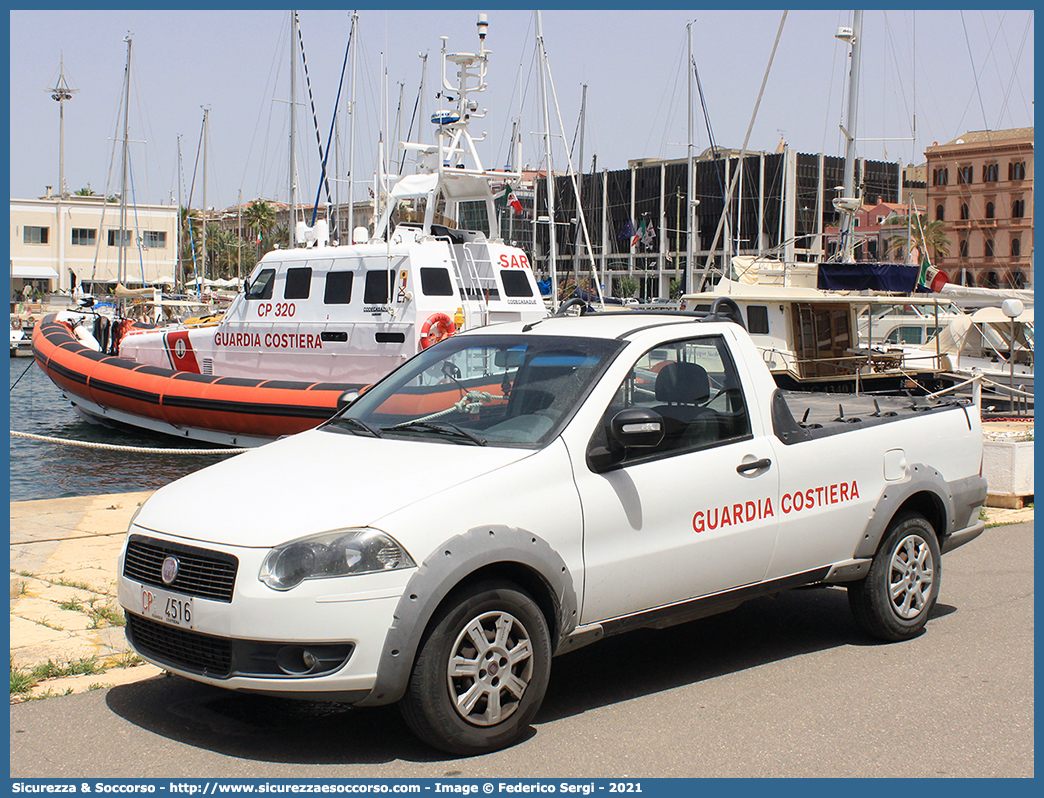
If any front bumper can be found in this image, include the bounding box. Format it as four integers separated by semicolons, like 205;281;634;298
117;529;412;701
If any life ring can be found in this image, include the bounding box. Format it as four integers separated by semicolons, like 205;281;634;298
12;317;23;329
420;312;456;349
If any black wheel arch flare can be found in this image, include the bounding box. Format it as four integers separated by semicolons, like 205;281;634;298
855;464;988;559
356;524;577;707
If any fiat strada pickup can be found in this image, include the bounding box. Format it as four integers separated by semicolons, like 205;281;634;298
118;304;987;754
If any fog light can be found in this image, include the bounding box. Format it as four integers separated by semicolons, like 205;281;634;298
275;646;312;675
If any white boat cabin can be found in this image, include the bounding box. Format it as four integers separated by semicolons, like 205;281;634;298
120;226;545;385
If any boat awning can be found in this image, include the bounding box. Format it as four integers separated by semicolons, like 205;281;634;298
390;173;439;199
970;306;1033;324
11;266;60;280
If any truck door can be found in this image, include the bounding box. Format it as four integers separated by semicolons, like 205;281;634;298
572;334;780;624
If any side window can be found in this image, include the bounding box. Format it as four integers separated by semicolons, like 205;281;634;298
746;305;769;335
420;267;454;296
245;269;275;300
324;272;353;304
590;336;752;465
501;270;535;297
364;270;390;304
284;267;312;300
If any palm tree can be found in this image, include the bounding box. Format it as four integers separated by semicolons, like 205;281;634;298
74;187;95;196
886;213;949;263
179;206;202;287
243;199;276;260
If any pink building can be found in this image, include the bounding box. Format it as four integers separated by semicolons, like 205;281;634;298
926;128;1033;288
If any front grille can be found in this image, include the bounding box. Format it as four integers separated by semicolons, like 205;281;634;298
124;535;238;602
126;614;232;677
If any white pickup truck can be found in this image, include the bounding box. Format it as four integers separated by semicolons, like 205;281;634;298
118;304;987;755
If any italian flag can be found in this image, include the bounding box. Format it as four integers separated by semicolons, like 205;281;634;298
501;186;523;214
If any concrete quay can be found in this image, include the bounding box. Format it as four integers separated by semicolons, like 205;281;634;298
9;485;1034;702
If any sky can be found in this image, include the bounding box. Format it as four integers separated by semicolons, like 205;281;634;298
9;7;1035;212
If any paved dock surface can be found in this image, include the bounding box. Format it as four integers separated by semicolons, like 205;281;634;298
10;520;1034;777
8;487;1034;701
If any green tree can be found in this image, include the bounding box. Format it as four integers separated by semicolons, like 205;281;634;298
243;199;276;259
74;187;95;196
616;276;639;300
270;225;290;252
179;206;202;287
886;214;950;263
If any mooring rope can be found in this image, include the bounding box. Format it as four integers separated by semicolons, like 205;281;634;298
10;430;249;455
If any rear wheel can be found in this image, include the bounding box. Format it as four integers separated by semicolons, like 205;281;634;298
848;513;941;641
400;582;551;755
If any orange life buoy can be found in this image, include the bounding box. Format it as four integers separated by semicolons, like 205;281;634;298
12;317;23;329
419;312;456;349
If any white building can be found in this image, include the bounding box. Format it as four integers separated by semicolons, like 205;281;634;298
10;191;178;296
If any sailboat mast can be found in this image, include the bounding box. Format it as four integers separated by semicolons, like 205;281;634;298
536;11;558;309
201;107;209;282
348;11;358;241
118;36;132;287
686;21;695;293
839;10;863;263
176;135;182;292
574;83;587;284
289;10;298;249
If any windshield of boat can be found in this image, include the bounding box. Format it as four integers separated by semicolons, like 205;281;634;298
322;334;625;447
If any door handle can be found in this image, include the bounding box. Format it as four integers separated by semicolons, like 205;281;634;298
736;458;772;474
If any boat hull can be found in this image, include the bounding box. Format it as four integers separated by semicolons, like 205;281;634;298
32;315;362;447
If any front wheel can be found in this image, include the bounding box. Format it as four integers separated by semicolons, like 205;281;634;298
400;582;551;755
848;513;941;641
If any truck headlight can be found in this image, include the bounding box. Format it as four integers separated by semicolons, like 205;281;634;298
259;529;415;590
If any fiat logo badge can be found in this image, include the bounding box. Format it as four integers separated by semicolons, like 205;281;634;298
161;556;180;585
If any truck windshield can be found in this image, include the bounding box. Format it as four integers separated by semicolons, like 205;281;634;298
324;334;624;447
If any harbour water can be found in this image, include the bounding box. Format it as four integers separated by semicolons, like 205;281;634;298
8;357;237;502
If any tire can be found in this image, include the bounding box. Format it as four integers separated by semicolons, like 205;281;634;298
400;581;551;755
848;513;941;642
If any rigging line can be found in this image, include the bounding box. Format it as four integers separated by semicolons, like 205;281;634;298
397;65;423;176
241;16;286;196
957;11;995;147
692;56;730;254
297;21;334;215
312;18;354;227
542;49;605;305
10;359;35;393
127;158;147;286
701;10;787;279
988;9;1030;128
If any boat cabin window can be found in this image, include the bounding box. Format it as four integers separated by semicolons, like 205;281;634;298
746;305;769;335
501;270;535;298
420;268;454;297
364;270;391;304
324;272;354;305
284;267;312;300
245;269;276;300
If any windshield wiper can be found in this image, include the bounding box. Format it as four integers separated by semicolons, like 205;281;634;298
383;420;487;446
328;416;383;437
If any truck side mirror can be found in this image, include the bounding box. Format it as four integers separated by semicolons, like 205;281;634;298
610;408;665;448
587;408;665;473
